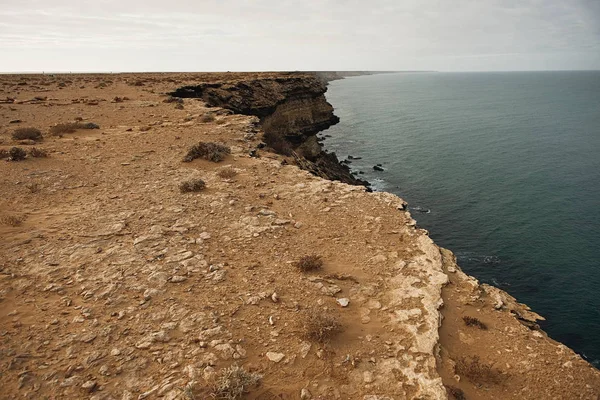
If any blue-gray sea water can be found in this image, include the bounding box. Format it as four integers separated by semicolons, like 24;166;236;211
321;71;600;367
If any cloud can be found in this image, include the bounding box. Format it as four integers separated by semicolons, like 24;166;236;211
0;0;598;71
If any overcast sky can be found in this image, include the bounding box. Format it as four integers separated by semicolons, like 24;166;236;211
1;0;599;72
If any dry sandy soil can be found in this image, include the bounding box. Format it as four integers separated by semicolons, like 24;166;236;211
0;73;599;399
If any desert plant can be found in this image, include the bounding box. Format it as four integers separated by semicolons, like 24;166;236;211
29;147;48;158
9;147;27;161
1;215;25;226
183;142;230;163
49;122;99;135
304;311;342;343
463;316;488;330
293;255;323;272
454;356;506;385
199;113;216;123
163;96;183;104
217;167;237;179
174;103;184;110
210;365;261;400
25;182;40;193
12;127;42;141
180;178;206;193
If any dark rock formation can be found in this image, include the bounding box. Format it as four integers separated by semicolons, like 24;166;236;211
171;74;369;187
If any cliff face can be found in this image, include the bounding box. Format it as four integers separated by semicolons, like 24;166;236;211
171;74;369;187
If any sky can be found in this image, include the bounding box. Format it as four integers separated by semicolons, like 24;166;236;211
1;0;599;72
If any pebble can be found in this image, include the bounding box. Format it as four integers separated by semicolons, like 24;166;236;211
199;232;211;240
300;388;312;399
266;352;285;363
336;298;350;307
81;380;97;392
170;275;187;283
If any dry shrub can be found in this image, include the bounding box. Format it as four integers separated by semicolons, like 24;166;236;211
163;96;183;104
263;131;292;156
304;311;342;343
1;215;25;227
50;122;99;135
294;254;323;272
184;142;230;163
29;147;48;158
210;365;261;400
180;178;206;193
12;127;42;141
174;103;184;110
26;182;40;193
9;147;27;161
217;167;237;179
463;316;488;330
199;113;216;123
445;385;466;400
454;356;506;385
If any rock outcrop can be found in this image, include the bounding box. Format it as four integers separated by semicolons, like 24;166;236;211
171;74;369;187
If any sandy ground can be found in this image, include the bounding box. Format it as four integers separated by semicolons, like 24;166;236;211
1;73;599;400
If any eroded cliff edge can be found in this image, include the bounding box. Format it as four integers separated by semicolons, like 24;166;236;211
170;73;370;187
0;72;598;400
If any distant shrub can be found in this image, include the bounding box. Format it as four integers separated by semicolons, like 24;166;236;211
50;122;99;135
12;127;42;141
1;215;25;226
463;316;488;330
199;113;216;123
179;178;206;193
163;96;183;104
9;147;27;161
294;254;323;272
29;147;48;158
304;311;342;343
217;167;237;179
210;365;261;400
454;356;506;385
184;142;230;163
174;103;184;110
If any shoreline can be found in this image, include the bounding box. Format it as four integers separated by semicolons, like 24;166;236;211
0;71;598;399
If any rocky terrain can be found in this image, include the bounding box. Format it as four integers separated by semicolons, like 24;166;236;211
0;72;599;400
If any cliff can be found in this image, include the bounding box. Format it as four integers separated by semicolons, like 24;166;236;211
170;74;370;187
0;72;599;400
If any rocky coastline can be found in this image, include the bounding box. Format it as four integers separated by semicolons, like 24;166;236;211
0;71;599;399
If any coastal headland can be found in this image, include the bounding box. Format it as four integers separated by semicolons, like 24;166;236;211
1;72;598;399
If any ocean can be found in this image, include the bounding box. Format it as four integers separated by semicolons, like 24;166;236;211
320;71;600;367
